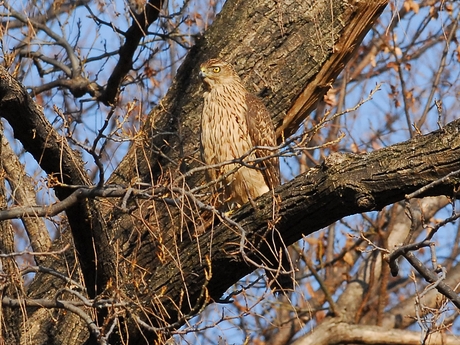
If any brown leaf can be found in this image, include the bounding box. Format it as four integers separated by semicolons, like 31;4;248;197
387;61;399;72
430;4;439;19
343;252;354;266
404;0;419;14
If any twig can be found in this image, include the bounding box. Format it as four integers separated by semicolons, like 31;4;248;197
304;254;338;316
21;265;86;292
0;185;128;220
91;106;117;187
5;2;80;75
0;244;70;258
135;255;212;332
417;11;460;128
404;251;460;309
2;296;102;342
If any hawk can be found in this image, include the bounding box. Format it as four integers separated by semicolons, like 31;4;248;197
199;58;292;291
199;58;280;208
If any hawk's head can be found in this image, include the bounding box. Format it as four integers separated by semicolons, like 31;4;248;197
199;59;240;88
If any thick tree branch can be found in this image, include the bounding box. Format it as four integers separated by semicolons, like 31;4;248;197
0;66;114;297
7;0;453;343
131;118;460;336
290;322;459;345
1;132;51;253
98;0;164;105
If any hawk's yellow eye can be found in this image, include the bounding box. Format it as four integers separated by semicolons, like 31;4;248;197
212;67;221;73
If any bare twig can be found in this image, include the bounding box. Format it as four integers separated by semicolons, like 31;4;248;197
5;2;80;75
2;296;102;342
21;265;86;292
404;251;460;309
417;11;460;128
135;255;212;333
0;245;70;258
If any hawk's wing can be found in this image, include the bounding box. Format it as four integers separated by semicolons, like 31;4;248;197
245;92;280;189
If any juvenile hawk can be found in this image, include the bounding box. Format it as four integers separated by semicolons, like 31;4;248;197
199;58;280;208
199;59;292;291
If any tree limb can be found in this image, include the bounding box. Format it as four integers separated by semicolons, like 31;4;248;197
0;65;113;297
291;322;459;345
98;0;164;105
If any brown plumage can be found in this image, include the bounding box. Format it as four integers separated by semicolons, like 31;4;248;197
199;59;292;291
199;58;280;208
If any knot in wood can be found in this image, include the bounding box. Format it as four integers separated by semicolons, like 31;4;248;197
356;193;375;210
324;152;347;167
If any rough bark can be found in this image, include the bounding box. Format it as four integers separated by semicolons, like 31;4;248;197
109;0;389;186
1;133;52;254
0;176;22;345
19;232;89;345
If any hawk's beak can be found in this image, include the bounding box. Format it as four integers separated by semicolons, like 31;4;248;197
199;69;207;78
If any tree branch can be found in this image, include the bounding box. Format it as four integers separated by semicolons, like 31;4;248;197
98;0;164;105
127;117;460;336
0;65;113;297
290;322;459;345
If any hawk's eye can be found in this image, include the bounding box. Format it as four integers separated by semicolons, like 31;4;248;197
212;67;221;73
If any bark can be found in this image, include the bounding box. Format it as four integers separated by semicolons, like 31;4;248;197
0;133;27;344
109;0;389;186
1;133;52;254
19;232;89;345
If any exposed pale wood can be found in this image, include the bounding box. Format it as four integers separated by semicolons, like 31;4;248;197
277;0;389;139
